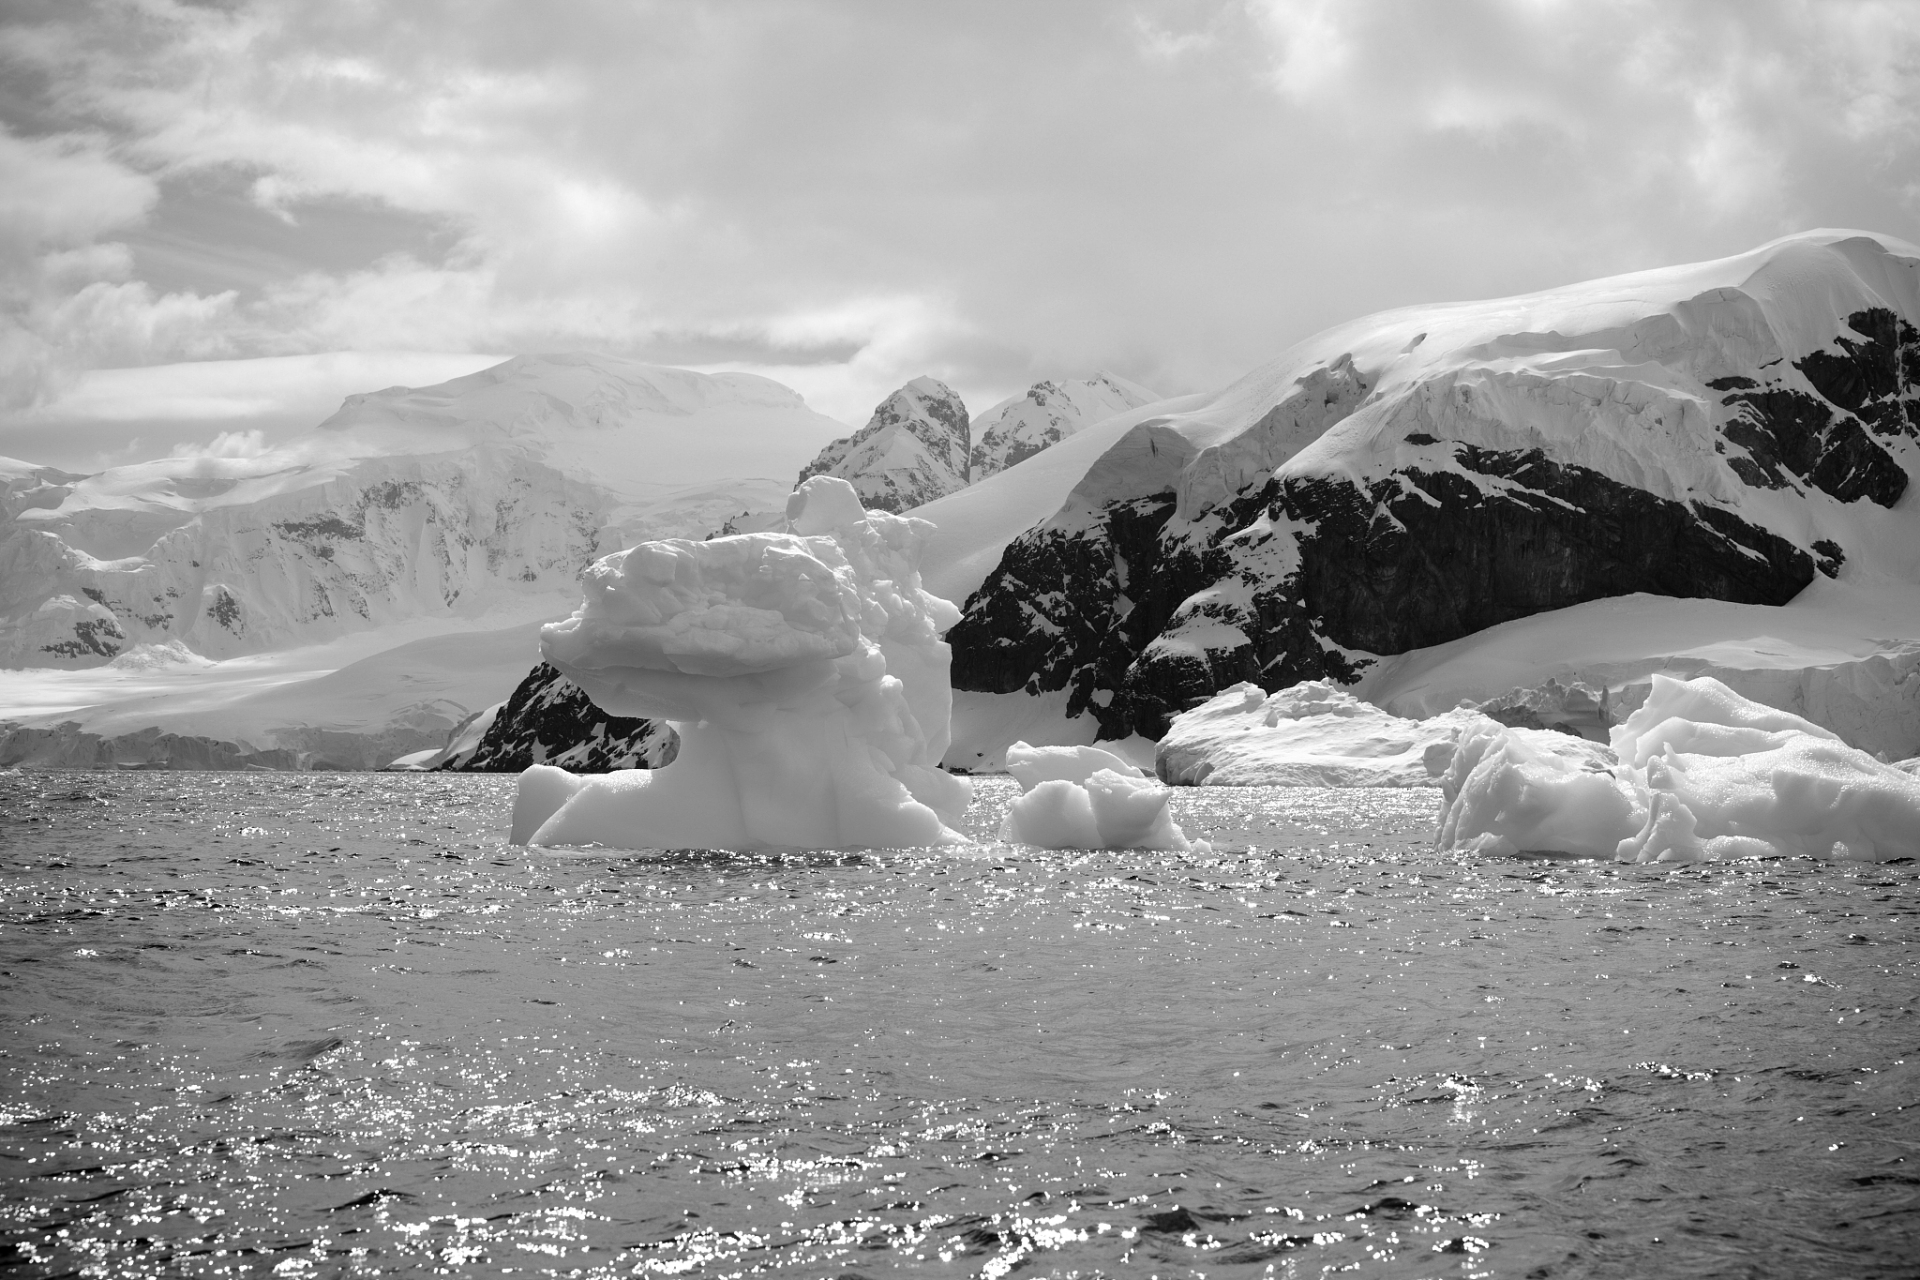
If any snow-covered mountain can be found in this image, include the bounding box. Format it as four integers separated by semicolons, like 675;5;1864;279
936;230;1920;752
321;352;847;545
0;354;847;668
796;376;971;512
969;374;1160;479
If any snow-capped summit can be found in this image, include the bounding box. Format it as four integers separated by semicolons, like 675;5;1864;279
796;376;970;512
969;373;1160;479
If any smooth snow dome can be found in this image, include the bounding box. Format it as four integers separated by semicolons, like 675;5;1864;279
1157;681;1477;787
511;476;971;850
999;741;1193;851
320;352;847;493
1437;674;1920;861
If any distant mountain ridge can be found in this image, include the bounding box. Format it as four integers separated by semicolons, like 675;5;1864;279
0;355;845;668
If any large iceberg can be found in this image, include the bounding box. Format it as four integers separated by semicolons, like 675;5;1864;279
1436;674;1920;861
509;477;972;849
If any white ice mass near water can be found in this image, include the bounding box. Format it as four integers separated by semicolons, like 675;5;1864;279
1157;681;1479;787
1436;674;1920;861
509;477;972;849
999;742;1196;851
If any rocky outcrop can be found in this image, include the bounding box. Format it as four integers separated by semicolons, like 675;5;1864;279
969;374;1159;479
947;233;1920;743
796;377;970;512
439;662;678;773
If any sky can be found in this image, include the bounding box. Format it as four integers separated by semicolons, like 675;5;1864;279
2;0;1918;470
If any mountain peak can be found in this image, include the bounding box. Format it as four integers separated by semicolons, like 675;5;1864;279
795;376;971;513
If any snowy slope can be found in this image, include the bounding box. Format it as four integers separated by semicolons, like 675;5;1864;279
321;353;846;545
797;377;971;512
0;354;848;668
969;374;1160;479
0;607;563;769
944;230;1920;756
1348;578;1920;759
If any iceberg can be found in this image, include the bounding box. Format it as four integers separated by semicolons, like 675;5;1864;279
1156;680;1480;786
1436;674;1920;861
509;477;972;850
999;741;1195;851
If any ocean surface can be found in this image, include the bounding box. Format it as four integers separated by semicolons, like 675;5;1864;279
1;769;1916;1279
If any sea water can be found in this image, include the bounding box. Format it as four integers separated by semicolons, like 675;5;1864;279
1;770;1916;1278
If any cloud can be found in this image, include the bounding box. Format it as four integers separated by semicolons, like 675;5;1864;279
0;128;155;255
0;0;1916;448
170;427;269;459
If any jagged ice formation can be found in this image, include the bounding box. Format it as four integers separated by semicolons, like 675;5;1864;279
510;477;971;849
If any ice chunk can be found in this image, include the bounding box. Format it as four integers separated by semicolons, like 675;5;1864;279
1005;741;1145;789
1000;739;1192;850
1435;717;1645;858
1157;680;1482;786
512;476;971;849
1436;674;1920;862
1610;674;1840;769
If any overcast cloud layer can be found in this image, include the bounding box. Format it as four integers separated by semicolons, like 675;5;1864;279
3;0;1918;467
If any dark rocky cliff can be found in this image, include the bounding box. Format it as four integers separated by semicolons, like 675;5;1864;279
442;662;678;772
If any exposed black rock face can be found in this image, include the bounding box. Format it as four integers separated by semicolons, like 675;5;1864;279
1708;308;1919;508
443;662;678;772
1793;307;1920;439
1712;382;1906;505
952;444;1815;739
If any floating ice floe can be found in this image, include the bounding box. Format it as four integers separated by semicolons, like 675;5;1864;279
1156;680;1482;786
1436;674;1920;861
509;476;971;849
999;741;1200;851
